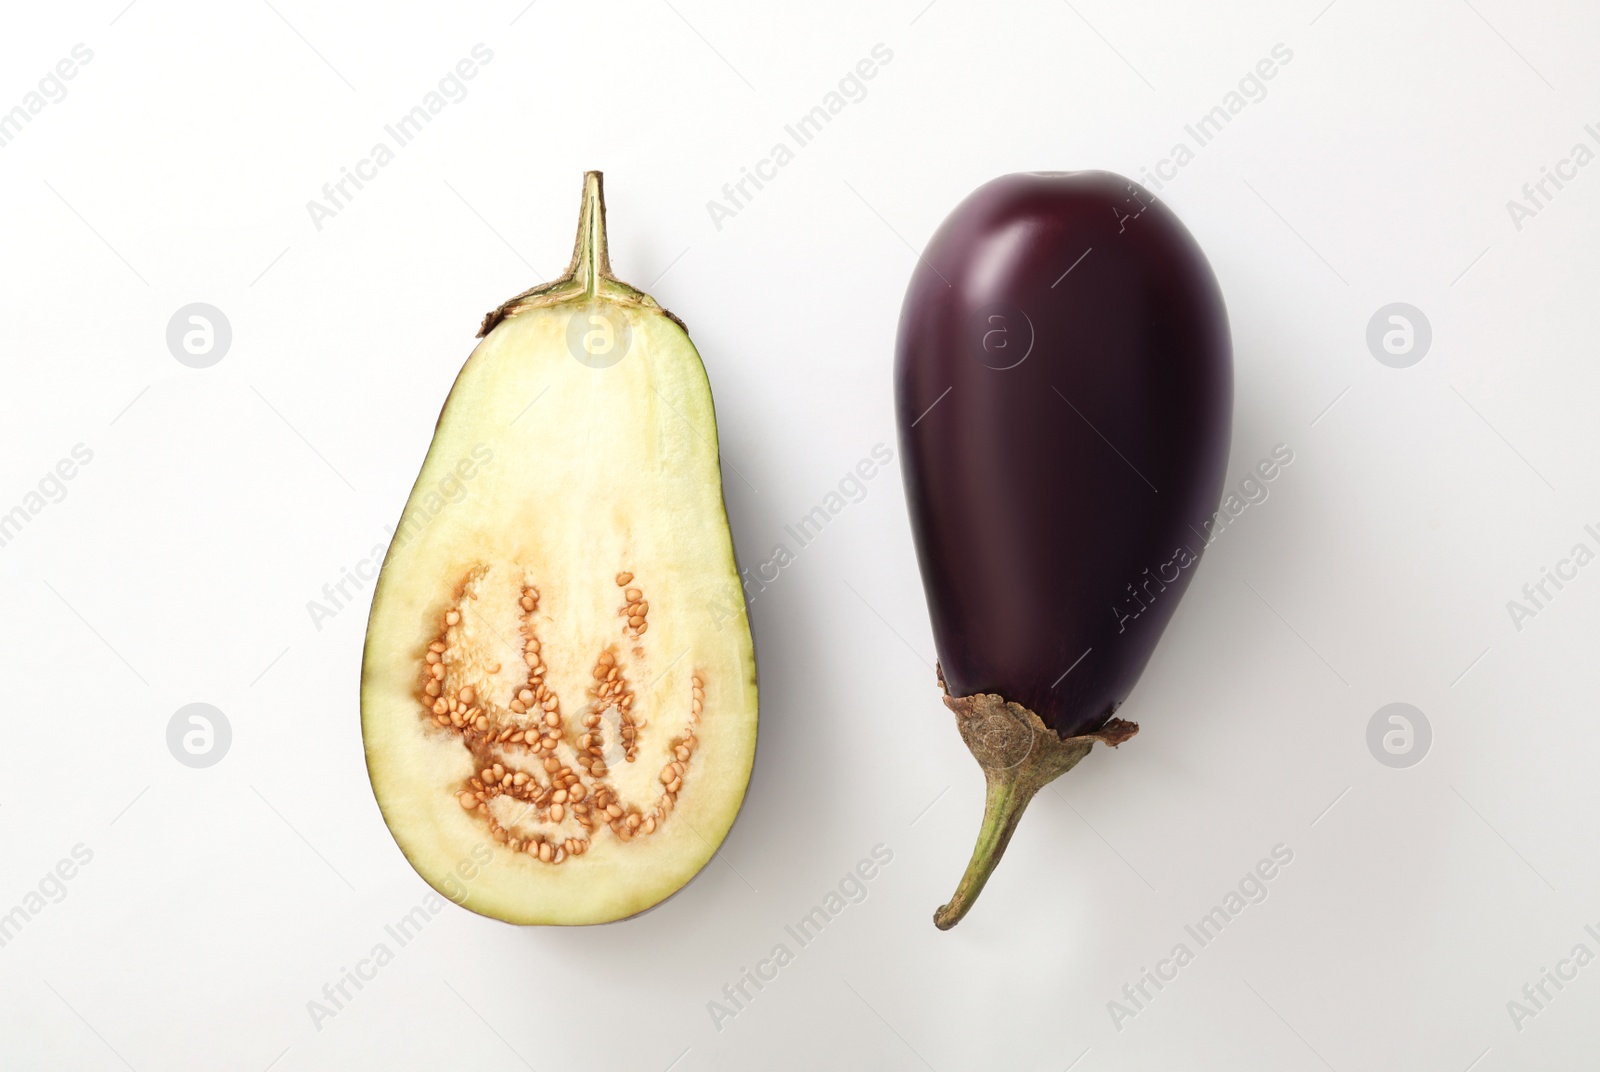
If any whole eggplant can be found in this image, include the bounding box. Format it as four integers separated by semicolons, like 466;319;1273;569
895;171;1231;929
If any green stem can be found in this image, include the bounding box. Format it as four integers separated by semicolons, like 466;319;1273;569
934;768;1041;930
572;171;610;299
477;171;654;337
930;671;1138;930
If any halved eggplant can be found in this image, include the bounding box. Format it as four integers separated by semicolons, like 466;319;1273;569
363;173;757;925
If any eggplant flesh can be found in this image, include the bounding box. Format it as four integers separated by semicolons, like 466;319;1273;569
895;171;1231;928
362;174;757;925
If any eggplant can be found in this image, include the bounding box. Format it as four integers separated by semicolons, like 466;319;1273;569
894;172;1232;929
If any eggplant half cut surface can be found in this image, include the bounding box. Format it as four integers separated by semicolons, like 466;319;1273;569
363;173;757;925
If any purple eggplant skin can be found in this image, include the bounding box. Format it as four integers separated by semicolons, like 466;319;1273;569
895;171;1231;928
897;170;1231;738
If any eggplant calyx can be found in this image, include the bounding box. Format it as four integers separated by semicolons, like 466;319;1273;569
478;171;666;337
932;668;1137;931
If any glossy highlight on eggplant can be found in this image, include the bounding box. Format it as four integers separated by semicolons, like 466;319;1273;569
895;171;1232;929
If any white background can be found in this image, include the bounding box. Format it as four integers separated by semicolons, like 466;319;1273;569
2;0;1598;1068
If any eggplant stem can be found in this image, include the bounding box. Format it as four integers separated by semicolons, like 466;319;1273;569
934;766;1046;930
572;171;611;298
476;171;657;337
933;670;1138;930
